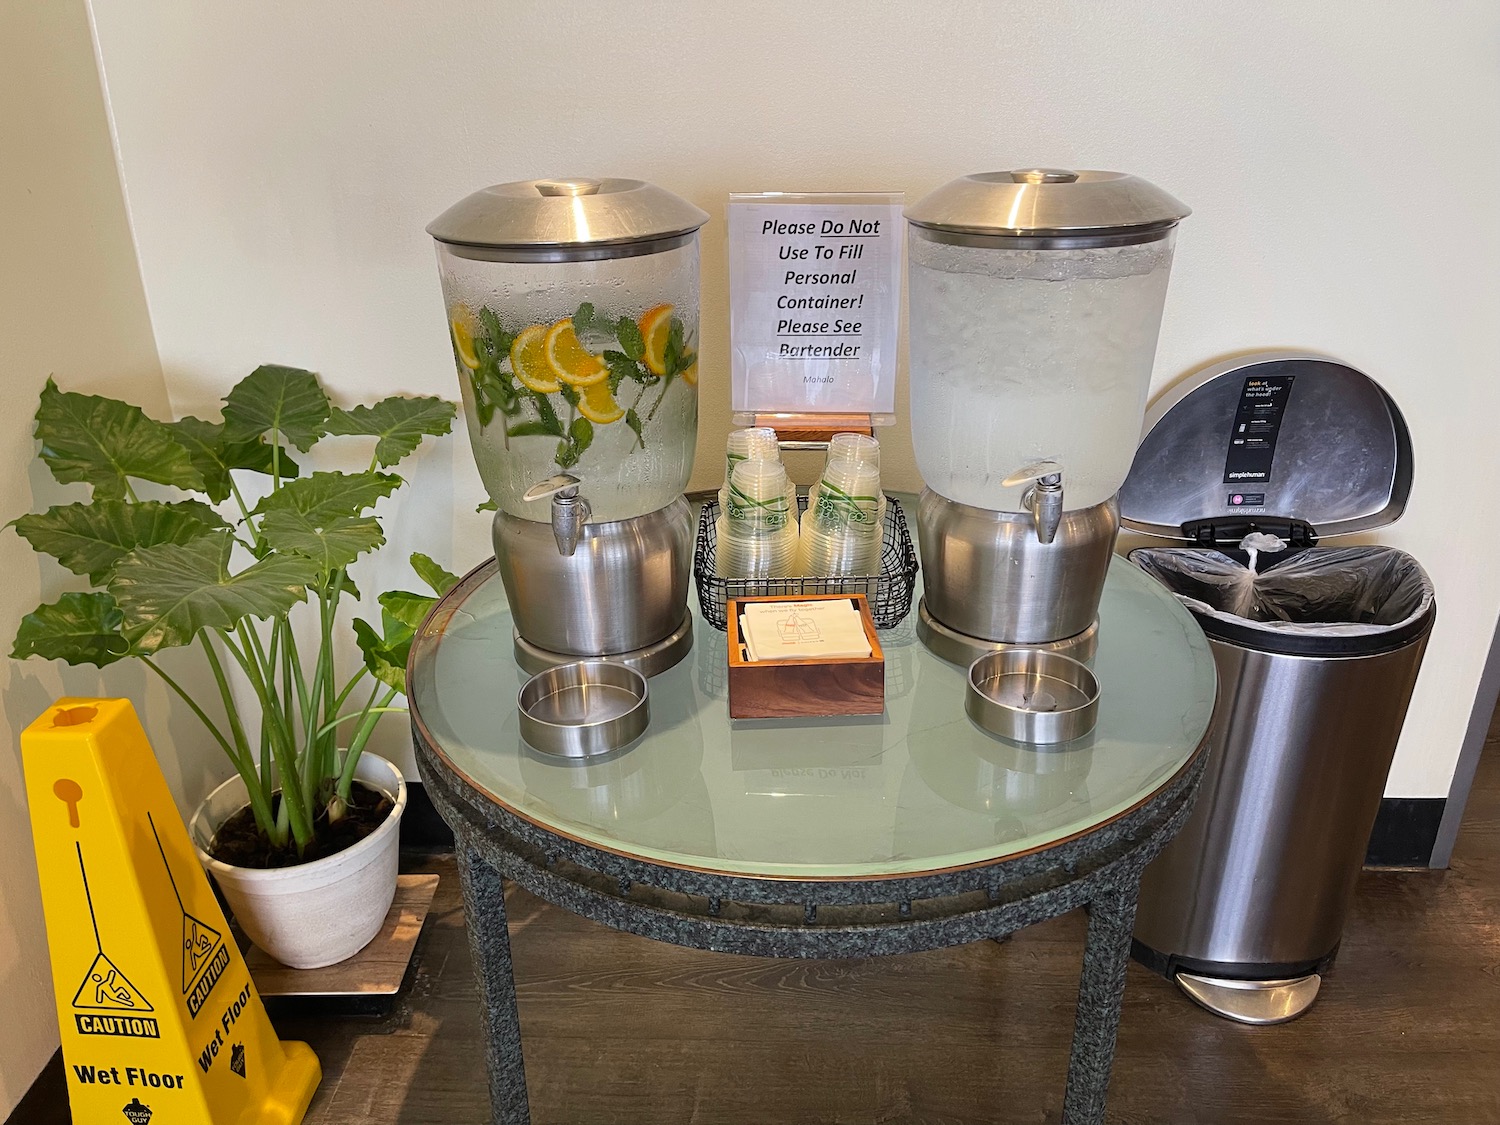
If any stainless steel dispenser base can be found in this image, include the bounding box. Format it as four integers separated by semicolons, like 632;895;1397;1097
513;614;694;680
916;598;1099;667
1174;972;1322;1025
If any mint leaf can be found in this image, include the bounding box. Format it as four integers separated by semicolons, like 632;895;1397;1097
478;307;515;356
557;383;580;408
530;391;563;435
569;416;594;456
573;302;597;335
507;421;557;438
625;408;645;449
603;351;639;394
617;317;645;362
35;379;204;498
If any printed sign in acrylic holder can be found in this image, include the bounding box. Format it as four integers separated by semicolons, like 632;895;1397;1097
728;191;903;441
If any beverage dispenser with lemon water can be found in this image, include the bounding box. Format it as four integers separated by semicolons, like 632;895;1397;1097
428;177;708;675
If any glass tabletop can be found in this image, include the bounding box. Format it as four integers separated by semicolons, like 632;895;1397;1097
410;504;1216;880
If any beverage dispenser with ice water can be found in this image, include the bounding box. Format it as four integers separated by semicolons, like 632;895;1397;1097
904;169;1189;664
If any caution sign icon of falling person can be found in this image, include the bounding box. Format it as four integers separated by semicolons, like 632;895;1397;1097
23;698;320;1125
70;842;159;1040
147;810;231;1016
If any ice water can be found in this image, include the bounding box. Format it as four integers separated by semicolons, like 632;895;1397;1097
436;241;700;524
908;233;1174;513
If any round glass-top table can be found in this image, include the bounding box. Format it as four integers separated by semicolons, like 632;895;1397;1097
410;504;1216;1125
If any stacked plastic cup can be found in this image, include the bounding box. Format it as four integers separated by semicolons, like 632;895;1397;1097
807;431;881;498
719;427;781;509
799;455;884;578
716;458;799;579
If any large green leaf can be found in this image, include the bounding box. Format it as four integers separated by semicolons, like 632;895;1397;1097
11;499;227;584
11;592;133;667
353;616;412;693
410;552;459;596
260;510;384;574
221;365;330;452
252;471;401;526
168;416;299;503
324;396;456;468
108;535;318;653
378;590;437;631
34;378;203;498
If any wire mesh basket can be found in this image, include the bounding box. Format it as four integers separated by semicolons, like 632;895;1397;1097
694;495;919;631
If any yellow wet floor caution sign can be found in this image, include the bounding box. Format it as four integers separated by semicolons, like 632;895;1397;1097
22;698;320;1125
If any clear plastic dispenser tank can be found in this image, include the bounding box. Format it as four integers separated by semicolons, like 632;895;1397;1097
428;178;707;524
905;169;1189;514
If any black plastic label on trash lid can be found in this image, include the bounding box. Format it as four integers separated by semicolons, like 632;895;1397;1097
1222;375;1294;484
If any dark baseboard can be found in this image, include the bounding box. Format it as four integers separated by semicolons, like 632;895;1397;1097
1365;796;1447;868
5;1050;66;1125
400;780;455;850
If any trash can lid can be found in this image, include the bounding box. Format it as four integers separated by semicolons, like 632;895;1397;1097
1120;352;1413;544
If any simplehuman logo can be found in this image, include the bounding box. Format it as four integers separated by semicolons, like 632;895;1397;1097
122;1098;152;1124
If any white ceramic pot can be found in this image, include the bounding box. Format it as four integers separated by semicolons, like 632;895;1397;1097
189;754;406;969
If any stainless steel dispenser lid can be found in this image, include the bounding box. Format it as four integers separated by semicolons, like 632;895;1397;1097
427;177;709;261
1119;352;1413;543
905;168;1189;248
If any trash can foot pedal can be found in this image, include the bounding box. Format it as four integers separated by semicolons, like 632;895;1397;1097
1174;971;1321;1025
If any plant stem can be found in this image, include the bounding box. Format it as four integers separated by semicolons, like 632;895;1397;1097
228;475;263;550
337;684;400;802
195;634;279;841
141;657;236;764
224;622;312;849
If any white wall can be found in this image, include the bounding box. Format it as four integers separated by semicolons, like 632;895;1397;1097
85;0;1500;795
0;2;228;1112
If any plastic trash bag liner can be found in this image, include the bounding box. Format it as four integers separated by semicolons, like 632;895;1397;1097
1129;546;1434;638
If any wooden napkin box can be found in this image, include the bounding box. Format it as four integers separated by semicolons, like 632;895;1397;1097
727;594;885;719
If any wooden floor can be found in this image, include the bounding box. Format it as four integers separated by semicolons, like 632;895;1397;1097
17;713;1499;1124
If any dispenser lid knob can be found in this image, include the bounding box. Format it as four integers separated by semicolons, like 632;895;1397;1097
1009;168;1080;184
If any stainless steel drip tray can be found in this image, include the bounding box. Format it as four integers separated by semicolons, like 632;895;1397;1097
966;650;1100;745
518;661;650;760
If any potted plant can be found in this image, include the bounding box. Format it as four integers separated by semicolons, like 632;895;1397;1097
10;365;458;968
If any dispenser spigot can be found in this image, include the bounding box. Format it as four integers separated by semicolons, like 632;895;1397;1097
1027;473;1064;544
1001;460;1066;545
522;474;591;557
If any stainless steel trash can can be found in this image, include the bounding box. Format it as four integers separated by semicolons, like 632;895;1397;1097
1118;352;1436;1024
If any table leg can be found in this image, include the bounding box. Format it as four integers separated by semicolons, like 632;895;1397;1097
456;842;531;1125
1061;878;1141;1125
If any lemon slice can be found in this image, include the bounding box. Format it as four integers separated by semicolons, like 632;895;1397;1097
450;316;480;370
681;359;698;387
544;319;608;387
577;381;625;424
510;324;560;394
639;304;673;376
